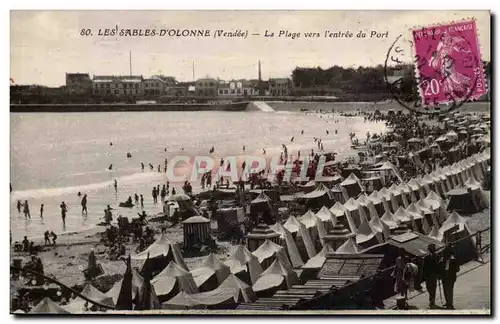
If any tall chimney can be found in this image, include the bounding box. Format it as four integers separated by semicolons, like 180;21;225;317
258;60;262;82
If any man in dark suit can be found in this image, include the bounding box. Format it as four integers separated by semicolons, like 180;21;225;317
441;245;460;309
423;244;440;309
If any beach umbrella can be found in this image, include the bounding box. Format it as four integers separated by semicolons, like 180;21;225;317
407;138;423;143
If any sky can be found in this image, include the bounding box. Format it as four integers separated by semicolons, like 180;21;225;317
10;10;491;86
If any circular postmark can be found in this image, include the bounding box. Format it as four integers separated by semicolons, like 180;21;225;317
384;25;484;115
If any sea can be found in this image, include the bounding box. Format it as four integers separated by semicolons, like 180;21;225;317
9;101;490;241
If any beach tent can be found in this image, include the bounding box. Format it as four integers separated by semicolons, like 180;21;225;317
270;222;304;268
132;233;188;276
438;211;477;264
283;215;317;259
464;177;490;209
218;273;257;303
252;239;292;270
191;253;231;292
369;214;391;242
373;161;403;182
252;259;299;297
355;216;380;248
368;190;386;217
106;267;145;305
316;206;337;232
446;185;484;214
334;237;362;255
330;202;356;233
427;225;444;242
223;244;263;285
389;184;405;210
343;198;366;229
299;210;327;247
356;194;379;221
340;173;364;201
393;206;412;227
407;178;426;200
380;210;399;232
398;182;417;205
362;175;384;193
406;203;428;234
64;283;114;313
151;261;198;302
299;183;336;209
302;244;335;270
29;298;71;314
250;192;275;224
378;187;397;214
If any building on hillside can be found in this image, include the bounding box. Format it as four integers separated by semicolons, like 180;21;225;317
269;78;292;96
195;78;219;97
65;73;92;94
92;75;143;96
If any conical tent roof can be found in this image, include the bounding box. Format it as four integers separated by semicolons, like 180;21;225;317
369;214;391;239
356;194;370;206
299;210;318;228
259;259;298;289
300;183;335;200
425;191;444;206
283;216;317;259
379;187;392;199
330;202;346;217
316;206;336;224
355;217;376;245
440;211;467;233
341;173;362;186
192;253;231;285
380;210;399;229
335;238;362;254
65;283;115;312
252;239;292;270
302;245;335;269
368;190;383;205
428;225;443;241
343;198;359;211
218;273;256;303
106;267;145;304
270;222;304;268
132;233;188;271
151;261;198;296
407;179;422;191
251;192;272;204
415;199;433;214
29;297;71;314
398;182;412;194
394;206;412;223
464;176;481;189
406;203;424;219
389;184;402;196
224;245;263;285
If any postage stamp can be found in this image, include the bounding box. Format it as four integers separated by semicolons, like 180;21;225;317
411;19;486;106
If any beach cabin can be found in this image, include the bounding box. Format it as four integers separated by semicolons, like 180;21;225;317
182;215;211;250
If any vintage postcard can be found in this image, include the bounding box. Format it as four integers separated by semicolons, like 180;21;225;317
10;10;491;315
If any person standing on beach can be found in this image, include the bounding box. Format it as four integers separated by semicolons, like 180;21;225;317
134;193;139;206
152;187;157;204
141;162;144;171
60;201;67;226
44;231;50;245
140;194;144;209
161;185;167;202
441;246;460;309
423;244;440;309
81;194;88;216
17;200;21;213
114;180;118;193
23;200;31;219
40;204;44;219
158;165;161;173
172;187;176;195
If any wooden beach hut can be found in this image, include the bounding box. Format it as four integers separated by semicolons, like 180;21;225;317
182;215;211;250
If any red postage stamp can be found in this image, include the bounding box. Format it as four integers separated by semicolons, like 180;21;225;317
411;19;486;106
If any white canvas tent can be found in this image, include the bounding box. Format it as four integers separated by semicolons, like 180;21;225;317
252;239;293;270
334;237;362;254
330;202;356;233
270;222;304;268
132;233;188;272
283;215;317;258
64;283;114;313
151;262;198;299
29;298;71;314
253;259;299;293
223;244;263;285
